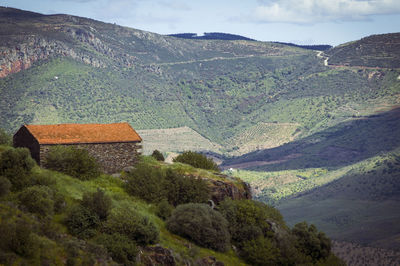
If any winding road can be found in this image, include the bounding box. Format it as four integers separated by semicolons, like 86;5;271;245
316;51;329;66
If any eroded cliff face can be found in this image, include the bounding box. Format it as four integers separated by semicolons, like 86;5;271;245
0;35;105;78
0;25;139;78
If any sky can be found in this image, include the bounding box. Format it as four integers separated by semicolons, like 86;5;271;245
1;0;400;46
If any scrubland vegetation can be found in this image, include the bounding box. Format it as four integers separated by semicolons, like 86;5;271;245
0;142;342;265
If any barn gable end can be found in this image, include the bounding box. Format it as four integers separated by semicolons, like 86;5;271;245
13;125;41;164
13;123;142;174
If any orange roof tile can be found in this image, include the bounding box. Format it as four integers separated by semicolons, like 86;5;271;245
25;123;142;144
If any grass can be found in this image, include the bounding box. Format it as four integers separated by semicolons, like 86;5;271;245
25;163;248;265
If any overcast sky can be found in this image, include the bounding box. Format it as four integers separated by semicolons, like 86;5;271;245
1;0;400;46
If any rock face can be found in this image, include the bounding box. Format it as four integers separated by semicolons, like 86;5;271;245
195;256;225;266
206;174;252;204
140;245;176;266
0;35;106;78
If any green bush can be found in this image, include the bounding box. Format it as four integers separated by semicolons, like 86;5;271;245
166;203;230;252
0;148;35;190
18;186;55;217
241;237;280;266
82;189;112;220
0;176;11;197
155;200;174;220
292;222;331;263
103;209;159;246
0;208;38;258
30;171;57;187
173;151;219;172
151;150;165;161
218;199;284;247
94;233;138;265
65;205;100;238
125;162;166;203
126;165;210;206
44;146;101;180
164;169;210;206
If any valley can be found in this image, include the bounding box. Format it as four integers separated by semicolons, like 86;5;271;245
1;6;400;260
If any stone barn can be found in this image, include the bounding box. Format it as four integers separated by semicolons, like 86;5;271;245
13;122;142;174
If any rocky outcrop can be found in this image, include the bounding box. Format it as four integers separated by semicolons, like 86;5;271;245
195;256;225;266
139;245;176;266
206;174;252;204
0;24;139;78
0;35;105;78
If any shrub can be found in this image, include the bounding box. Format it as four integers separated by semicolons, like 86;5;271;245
94;233;138;265
65;205;100;238
155;200;174;220
82;189;112;220
18;186;54;217
241;237;280;266
0;148;35;190
218;199;284;247
164;169;210;206
45;146;101;180
151;150;164;161
103;209;159;246
125;163;166;203
30;171;57;187
173;151;219;172
126;164;210;205
0;208;39;258
292;222;331;263
166;203;230;252
0;176;11;197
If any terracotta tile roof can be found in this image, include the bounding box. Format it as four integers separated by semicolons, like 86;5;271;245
25;123;142;144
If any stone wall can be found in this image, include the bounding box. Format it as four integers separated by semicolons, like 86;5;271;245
40;142;142;174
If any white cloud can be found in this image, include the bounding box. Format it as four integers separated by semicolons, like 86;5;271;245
250;0;400;24
158;1;191;11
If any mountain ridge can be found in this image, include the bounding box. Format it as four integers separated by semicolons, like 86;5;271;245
1;7;400;253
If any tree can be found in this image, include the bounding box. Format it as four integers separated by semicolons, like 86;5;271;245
151;150;164;161
292;222;331;263
166;203;230;252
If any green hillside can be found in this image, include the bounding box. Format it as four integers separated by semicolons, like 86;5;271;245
1;7;400;256
1;7;399;153
0;145;343;265
326;33;400;68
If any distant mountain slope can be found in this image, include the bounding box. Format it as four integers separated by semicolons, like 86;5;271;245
1;6;400;254
168;32;255;41
277;150;400;251
223;107;400;171
326;33;400;68
0;7;399;151
273;42;332;51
